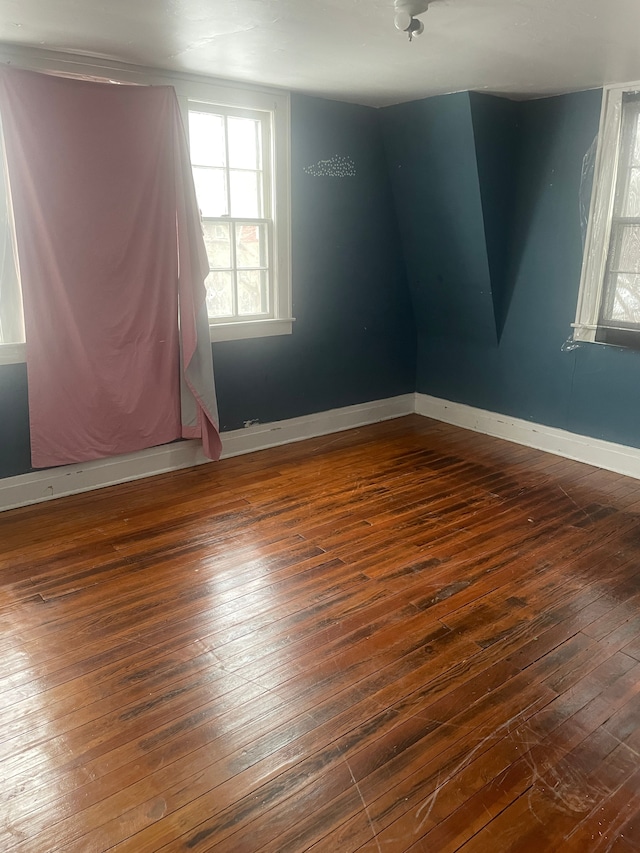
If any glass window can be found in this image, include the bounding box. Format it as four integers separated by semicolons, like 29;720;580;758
575;88;640;347
188;106;274;322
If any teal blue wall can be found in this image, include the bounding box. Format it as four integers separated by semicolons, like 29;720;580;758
380;92;498;348
0;93;416;478
469;92;521;338
212;94;416;432
381;88;640;449
0;363;30;477
509;91;640;448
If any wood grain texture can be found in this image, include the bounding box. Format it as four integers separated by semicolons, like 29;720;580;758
2;414;640;852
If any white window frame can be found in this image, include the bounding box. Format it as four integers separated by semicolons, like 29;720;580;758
574;81;640;345
0;45;292;365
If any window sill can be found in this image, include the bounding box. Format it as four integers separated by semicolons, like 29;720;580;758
0;320;295;363
209;317;294;343
572;324;597;344
0;342;26;365
572;323;640;349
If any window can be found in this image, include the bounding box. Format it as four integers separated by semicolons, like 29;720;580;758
0;47;292;365
189;106;271;321
575;83;640;347
182;82;292;342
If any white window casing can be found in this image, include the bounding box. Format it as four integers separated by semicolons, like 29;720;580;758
574;83;640;345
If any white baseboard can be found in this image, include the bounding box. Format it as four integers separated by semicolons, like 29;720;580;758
415;392;640;481
220;394;415;459
4;390;638;513
0;394;415;512
0;440;210;513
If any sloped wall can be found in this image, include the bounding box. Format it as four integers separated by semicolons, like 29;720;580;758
380;92;498;348
469;92;521;340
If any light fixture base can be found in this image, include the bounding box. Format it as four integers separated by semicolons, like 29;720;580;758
393;0;432;17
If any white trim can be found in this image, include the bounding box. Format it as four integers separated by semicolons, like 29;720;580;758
573;81;640;344
221;394;415;458
6;390;640;514
0;342;25;365
185;89;291;330
415;392;640;481
573;86;616;343
0;394;414;512
0;44;289;99
272;89;292;324
0;440;210;513
210;317;294;342
0;320;298;357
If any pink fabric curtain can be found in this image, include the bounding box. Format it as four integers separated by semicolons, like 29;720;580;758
0;67;221;468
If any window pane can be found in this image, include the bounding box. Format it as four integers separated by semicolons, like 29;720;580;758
610;224;640;274
609;274;640;323
202;221;231;268
238;270;267;315
193;167;228;217
230;170;262;218
236;223;266;268
622;168;640;217
228;117;261;170
189;112;226;167
205;271;234;318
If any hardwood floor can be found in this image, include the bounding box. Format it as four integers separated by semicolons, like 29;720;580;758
2;414;640;852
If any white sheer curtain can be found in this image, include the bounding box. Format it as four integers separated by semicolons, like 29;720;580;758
0;122;23;344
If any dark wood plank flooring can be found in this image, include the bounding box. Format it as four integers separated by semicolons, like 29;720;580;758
2;414;640;851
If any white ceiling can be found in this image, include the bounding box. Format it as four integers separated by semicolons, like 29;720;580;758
0;0;639;107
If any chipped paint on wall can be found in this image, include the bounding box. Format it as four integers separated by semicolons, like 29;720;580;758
303;154;356;177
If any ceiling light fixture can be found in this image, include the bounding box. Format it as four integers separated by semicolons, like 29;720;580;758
394;0;433;41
